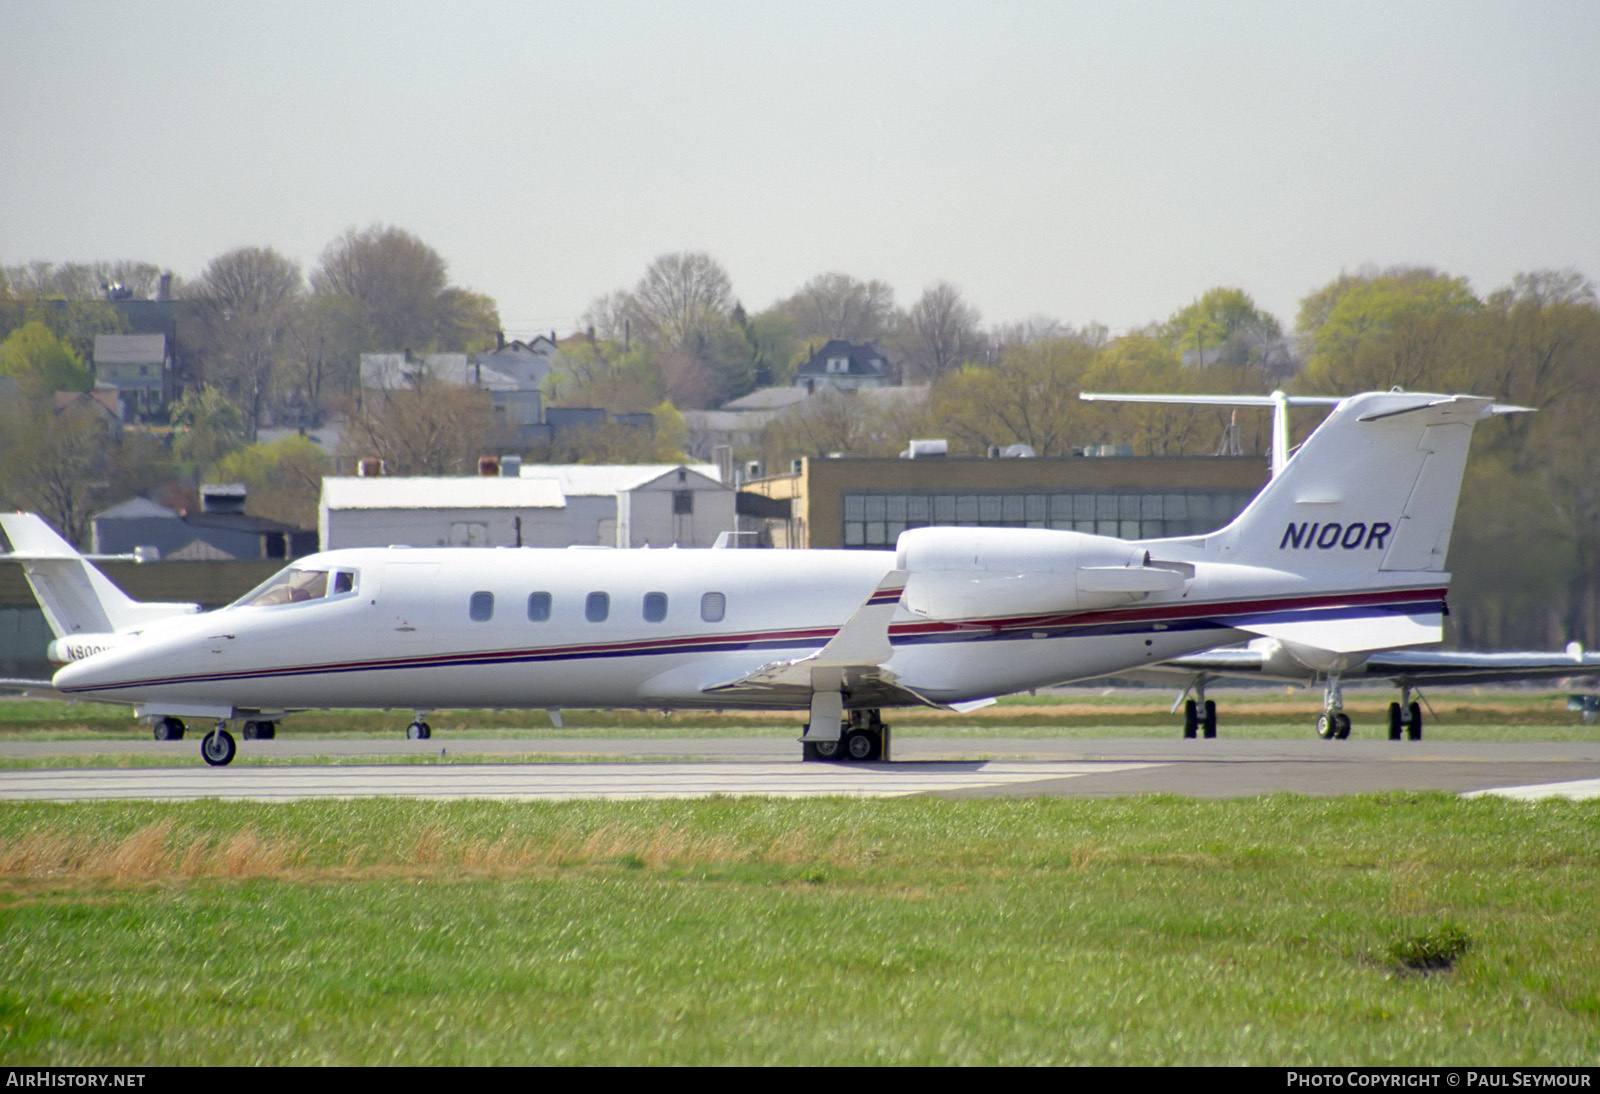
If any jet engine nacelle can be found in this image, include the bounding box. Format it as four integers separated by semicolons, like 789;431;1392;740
46;631;132;666
895;526;1191;621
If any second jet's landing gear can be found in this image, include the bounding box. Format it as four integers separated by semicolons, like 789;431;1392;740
802;709;889;762
1179;676;1218;738
406;719;432;740
1388;685;1423;740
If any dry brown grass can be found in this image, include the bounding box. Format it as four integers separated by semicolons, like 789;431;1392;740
0;820;297;883
0;819;862;888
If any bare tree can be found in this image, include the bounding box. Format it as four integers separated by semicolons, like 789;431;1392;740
186;247;304;440
775;272;897;343
625;252;735;350
312;224;450;351
897;282;985;381
341;373;495;476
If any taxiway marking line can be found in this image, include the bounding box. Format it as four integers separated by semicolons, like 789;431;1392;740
0;761;1160;802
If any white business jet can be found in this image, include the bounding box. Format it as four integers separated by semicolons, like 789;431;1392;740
1077;389;1594;740
3;390;1514;766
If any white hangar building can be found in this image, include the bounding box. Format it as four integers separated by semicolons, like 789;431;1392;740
319;464;734;550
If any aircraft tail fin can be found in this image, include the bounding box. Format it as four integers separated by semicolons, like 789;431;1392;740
1209;392;1524;575
0;513;199;637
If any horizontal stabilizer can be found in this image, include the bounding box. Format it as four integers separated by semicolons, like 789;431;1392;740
1235;610;1442;654
1;513;198;636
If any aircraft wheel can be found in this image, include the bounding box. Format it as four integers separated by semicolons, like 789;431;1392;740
1316;714;1336;739
802;737;842;761
1183;700;1199;739
201;728;236;767
242;720;276;740
153;717;185;742
844;728;882;762
1334;713;1352;740
1406;702;1423;741
1202;699;1218;739
1388;703;1403;740
407;721;432;740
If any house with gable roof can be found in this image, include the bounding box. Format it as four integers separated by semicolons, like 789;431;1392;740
791;339;893;393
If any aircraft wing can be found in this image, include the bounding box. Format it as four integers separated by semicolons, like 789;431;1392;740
700;570;940;708
0;678;69;700
1128;643;1600;688
1361;648;1600;687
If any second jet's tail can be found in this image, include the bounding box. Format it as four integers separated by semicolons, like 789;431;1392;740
0;513;199;639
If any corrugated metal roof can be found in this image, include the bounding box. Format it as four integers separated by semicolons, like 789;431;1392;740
322;477;566;511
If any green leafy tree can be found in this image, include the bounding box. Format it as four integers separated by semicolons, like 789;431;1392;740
929;335;1093;456
1295;267;1479;393
1162;287;1288;380
169;386;246;468
209;435;332;529
0;321;91;396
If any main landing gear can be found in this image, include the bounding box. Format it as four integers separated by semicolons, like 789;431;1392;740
1179;676;1217;738
802;709;889;762
1387;685;1423;740
152;716;186;741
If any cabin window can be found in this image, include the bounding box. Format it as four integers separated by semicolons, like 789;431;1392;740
586;592;610;622
643;592;668;622
469;592;494;622
333;571;356;595
700;592;725;623
527;592;552;622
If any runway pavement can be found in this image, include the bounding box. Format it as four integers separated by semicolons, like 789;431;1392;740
3;736;1600;802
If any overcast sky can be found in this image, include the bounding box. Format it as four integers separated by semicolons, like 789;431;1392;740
3;0;1596;339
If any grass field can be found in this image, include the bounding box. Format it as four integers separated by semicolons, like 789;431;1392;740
2;692;1596;1064
1;794;1598;1065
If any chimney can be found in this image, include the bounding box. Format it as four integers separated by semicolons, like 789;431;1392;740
200;482;247;514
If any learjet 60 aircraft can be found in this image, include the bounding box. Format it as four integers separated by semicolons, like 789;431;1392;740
2;390;1515;766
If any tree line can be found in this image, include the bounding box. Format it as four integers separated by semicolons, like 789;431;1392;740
2;235;1596;649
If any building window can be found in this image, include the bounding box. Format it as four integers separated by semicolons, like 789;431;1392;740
527;592;551;622
700;592;725;623
838;491;1254;548
469;592;494;622
586;592;610;622
643;592;668;622
673;490;694;515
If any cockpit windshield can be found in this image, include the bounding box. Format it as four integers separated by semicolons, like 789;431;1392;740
232;567;357;608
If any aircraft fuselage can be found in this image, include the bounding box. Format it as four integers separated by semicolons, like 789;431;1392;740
50;542;1441;721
